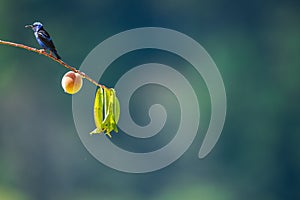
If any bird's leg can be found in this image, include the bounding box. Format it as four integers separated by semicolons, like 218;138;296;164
49;51;53;56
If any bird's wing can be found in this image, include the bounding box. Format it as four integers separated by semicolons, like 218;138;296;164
37;29;56;50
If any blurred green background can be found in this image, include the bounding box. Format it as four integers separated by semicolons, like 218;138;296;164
0;0;299;199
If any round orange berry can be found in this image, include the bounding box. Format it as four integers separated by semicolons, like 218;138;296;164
61;71;83;94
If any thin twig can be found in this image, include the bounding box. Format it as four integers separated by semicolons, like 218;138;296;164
0;39;107;89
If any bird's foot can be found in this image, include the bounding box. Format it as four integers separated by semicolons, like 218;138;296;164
38;49;46;54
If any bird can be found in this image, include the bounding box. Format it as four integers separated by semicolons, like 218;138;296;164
25;22;61;59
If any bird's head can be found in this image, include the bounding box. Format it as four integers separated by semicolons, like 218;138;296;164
25;22;43;32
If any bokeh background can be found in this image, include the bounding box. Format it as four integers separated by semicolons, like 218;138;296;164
0;0;299;199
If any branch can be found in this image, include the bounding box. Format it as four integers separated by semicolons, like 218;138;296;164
0;39;107;89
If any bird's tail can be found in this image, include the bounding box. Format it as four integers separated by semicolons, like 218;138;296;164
53;50;61;59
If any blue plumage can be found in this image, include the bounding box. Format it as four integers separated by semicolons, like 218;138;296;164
25;22;61;59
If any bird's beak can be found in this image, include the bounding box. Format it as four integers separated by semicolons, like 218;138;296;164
25;24;33;29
